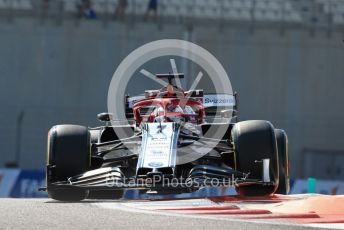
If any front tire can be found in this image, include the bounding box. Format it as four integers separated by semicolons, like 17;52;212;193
47;125;91;201
231;120;279;196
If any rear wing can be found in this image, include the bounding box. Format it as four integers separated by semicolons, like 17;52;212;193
125;92;238;121
203;93;238;122
203;94;236;108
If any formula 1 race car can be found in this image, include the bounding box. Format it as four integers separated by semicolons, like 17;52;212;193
41;74;289;201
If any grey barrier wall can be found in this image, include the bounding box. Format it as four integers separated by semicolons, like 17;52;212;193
0;17;343;179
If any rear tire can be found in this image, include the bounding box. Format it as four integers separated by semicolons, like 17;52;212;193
275;129;290;194
231;120;279;196
47;125;91;201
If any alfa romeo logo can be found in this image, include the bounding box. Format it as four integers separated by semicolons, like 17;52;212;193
107;39;233;165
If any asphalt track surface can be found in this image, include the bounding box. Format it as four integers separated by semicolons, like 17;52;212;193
0;198;341;230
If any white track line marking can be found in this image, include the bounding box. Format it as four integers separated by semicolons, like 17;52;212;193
306;224;344;229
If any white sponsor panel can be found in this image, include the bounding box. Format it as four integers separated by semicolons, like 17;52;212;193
128;94;235;109
203;94;235;108
141;123;176;168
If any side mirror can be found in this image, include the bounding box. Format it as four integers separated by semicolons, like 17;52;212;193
97;113;113;122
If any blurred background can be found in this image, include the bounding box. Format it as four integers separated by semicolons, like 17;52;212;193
0;0;344;197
